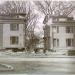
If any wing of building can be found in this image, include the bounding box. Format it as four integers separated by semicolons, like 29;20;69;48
43;15;75;53
0;13;26;51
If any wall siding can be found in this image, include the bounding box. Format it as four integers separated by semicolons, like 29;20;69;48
0;24;3;49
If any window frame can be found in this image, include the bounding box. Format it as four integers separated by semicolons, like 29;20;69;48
52;26;59;33
66;26;73;33
10;24;19;31
10;36;19;45
53;38;59;47
66;38;74;47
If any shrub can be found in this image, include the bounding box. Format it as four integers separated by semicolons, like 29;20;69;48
68;50;75;56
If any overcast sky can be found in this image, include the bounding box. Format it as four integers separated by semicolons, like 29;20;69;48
0;0;45;37
0;0;75;38
0;0;72;4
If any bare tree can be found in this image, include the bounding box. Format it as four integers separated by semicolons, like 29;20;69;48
34;1;75;24
0;1;39;51
25;13;39;52
0;1;28;14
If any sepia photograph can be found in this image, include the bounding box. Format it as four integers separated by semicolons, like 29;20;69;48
0;0;75;75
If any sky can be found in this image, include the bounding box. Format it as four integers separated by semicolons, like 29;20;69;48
0;0;4;4
0;0;74;4
0;0;75;38
0;0;45;37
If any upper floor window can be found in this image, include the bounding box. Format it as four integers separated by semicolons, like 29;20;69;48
59;18;67;21
53;38;59;47
66;39;74;47
53;26;59;33
10;24;19;31
53;18;58;22
10;36;19;45
66;26;73;33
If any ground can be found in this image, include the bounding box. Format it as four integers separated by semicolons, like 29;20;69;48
0;51;75;75
0;57;75;75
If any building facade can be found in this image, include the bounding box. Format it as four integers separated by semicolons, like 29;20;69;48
0;14;26;50
44;16;75;53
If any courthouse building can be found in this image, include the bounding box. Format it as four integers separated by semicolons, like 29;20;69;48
43;15;75;53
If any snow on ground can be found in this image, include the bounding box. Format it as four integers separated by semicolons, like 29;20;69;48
0;50;67;58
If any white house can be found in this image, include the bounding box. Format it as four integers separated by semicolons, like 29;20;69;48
0;13;26;50
44;15;75;53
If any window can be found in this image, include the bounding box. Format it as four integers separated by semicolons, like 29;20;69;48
66;26;73;33
10;24;19;31
59;18;67;21
53;26;59;33
53;38;59;47
53;18;58;21
66;39;74;47
10;36;19;45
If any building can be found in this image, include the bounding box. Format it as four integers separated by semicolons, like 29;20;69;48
0;13;26;51
43;15;75;53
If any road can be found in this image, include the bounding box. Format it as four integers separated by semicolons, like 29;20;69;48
0;57;75;75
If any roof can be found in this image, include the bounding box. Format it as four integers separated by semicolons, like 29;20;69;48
43;15;73;24
51;22;75;26
49;15;73;18
0;13;26;19
0;13;26;16
0;19;25;24
0;13;26;24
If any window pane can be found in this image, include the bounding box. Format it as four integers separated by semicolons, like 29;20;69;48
66;39;73;47
53;26;59;33
72;39;74;46
53;38;59;47
66;26;73;33
53;39;56;47
57;26;59;33
59;18;67;21
66;27;70;33
57;39;59;46
10;24;19;31
68;39;71;46
10;36;19;45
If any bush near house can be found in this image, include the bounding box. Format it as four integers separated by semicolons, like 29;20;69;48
48;49;56;52
12;48;25;52
68;50;75;56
